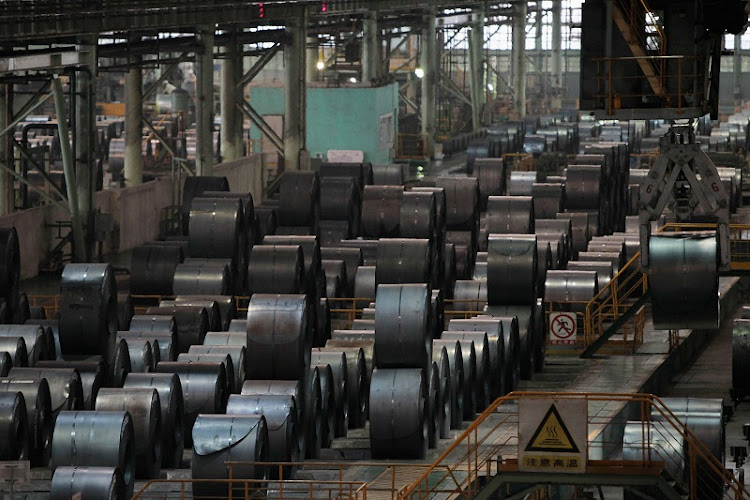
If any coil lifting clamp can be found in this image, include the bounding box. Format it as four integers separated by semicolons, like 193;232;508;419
638;119;730;272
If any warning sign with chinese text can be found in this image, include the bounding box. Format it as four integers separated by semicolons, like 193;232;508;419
518;398;587;473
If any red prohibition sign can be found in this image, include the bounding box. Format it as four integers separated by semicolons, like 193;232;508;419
551;313;576;339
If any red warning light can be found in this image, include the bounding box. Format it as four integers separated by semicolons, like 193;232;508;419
321;2;327;12
258;3;265;17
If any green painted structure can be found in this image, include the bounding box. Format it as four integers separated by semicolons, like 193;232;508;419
247;83;399;164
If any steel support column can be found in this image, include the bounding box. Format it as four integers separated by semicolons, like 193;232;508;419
511;1;527;118
551;0;563;94
284;10;307;171
75;39;96;259
124;51;143;187
362;11;379;82
196;26;215;175
0;84;9;216
421;13;437;157
221;31;243;162
734;34;743;106
468;8;485;131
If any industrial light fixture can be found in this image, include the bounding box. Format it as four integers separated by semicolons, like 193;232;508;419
414;67;425;79
487;83;494;91
349;77;357;83
316;60;325;70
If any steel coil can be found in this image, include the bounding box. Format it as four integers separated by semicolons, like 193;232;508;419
507;171;537;196
119;331;176;363
566;262;613;294
374;284;431;371
556;213;591;258
475;315;520;392
199;190;255;238
310;350;349;438
277;171;320;227
435;177;479;232
50;466;126;500
320;247;363;296
485;306;535;380
431;347;452;439
172;262;231;296
28;306;47;320
262;235;322;295
0;336;27;368
130;245;184;296
648;233;719;330
361;186;403;238
240;380;307;459
154;361;228;442
536;240;553;298
188;345;246;392
0;351;13;374
228;319;248;332
427;362;440;449
473;158;505;211
369;368;428;459
129;315;177;336
145;306;209;354
317;297;331;350
246;294;310;380
486;196;535;234
51;411;135;497
536;218;573;265
577;251;622;275
443;243;457;299
248;245;304;296
95;388;162;479
400;191;436;240
311;363;336;449
255;207;278;242
353;266;376;308
446;231;475;280
320;162;373;190
13;291;30;324
452;280;487;313
203;331;247;347
317;346;368;428
566;165;601;209
487;234;538;306
375;239;432;285
321;260;347;299
191;415;269;498
122;373;185;469
174;295;236;331
623;421;685;483
532;183;565;219
116;294;133;331
107;338;133;388
0;228;19;311
319;220;352;247
59;263;118;356
0;378;51;466
372;164;405;185
118;337;156;373
36;359;109;410
160;299;221;333
9;367;84;416
431;288;445;338
412;187;447;234
225;394;299;479
432;340;464;429
303;366;324;458
181;176;229;234
177;352;235;394
537;234;564;270
447;318;506;398
319;177;360;229
338;239;379;266
544;270;599;307
652;397;725;464
0;391;28;461
733;319;750;399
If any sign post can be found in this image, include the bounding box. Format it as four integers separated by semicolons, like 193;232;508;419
518;398;587;473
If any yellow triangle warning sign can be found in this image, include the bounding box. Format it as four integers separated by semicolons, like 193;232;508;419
524;404;580;453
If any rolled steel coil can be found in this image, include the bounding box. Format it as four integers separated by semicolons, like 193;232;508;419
95;388;162;479
188;345;246;392
435;177;479;232
36;360;109;410
177;352;235;394
733;319;750;399
338;239;379;266
241;380;307;459
248;245;304;296
536;218;573;264
262;235;322;295
534;299;545;372
181;176;229;234
652;397;725;464
556;212;591;258
445;231;475;280
452;280;487;313
375;239;432;286
9;367;84;416
199;191;255;239
444;332;493;411
319;176;360;228
374;284;431;371
427;362;440;449
277;171;320;227
317;346;368;428
587;240;626;264
473;158;505;211
228;319;247;332
319;220;353;247
116;294;133;331
145;238;189;257
451;337;477;419
145;306;209;354
431;288;445;339
107;338;133;388
191;415;269;499
225;394;299;480
59;263;118;356
432;340;464;429
204;331;247;347
0;228;19;310
320;162;373;190
303;366;324;458
28;307;47;320
129;315;177;337
412;186;447;234
322;259;347;299
0;391;29;461
466;139;490;174
320;247;363;296
275;226;312;236
130;245;184;296
486;196;535;234
119;331;176;363
532;183;565;219
160;299;222;333
486;306;535;380
443;243;457;299
13;291;30;324
353;266;376;308
119;337;156;373
154;361;228;441
566;165;602;209
372;164;405;185
566;261;613;295
369;368;428;459
51;411;136;497
255;207;278;242
246;294;311;380
0;378;51;466
536;241;553;298
400;191;436;240
311;363;336;449
361;186;403;238
623;421;685;484
544;270;599;306
431;347;452;438
447;318;506;398
172;262;231;296
537;234;564;270
577;251;622;275
317;297;331;349
50;466;126;500
310;350;349;437
649;233;719;329
487;234;538;306
507;171;537;196
351;319;375;330
122;372;185;469
475;315;520;392
174;295;237;331
0;336;28;368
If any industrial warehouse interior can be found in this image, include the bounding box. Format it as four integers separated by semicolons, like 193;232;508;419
3;0;750;498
